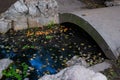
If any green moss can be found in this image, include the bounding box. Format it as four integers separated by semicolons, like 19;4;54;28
45;21;55;29
22;45;35;49
2;62;29;80
45;35;53;39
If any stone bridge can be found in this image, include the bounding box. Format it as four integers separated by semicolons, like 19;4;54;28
57;0;120;59
0;0;120;59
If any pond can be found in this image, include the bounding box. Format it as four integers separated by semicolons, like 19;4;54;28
0;24;106;80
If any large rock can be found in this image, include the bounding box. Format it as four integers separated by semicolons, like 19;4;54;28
66;56;89;67
39;56;108;80
0;0;58;33
0;18;11;33
0;59;13;79
39;65;107;80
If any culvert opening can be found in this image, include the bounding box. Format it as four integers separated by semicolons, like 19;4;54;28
0;23;107;80
60;22;107;59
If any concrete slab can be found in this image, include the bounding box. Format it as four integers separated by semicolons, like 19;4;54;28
56;0;86;13
59;6;120;59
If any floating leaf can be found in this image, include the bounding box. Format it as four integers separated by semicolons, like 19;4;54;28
45;35;53;39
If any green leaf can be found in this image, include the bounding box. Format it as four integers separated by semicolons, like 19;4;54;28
45;35;53;39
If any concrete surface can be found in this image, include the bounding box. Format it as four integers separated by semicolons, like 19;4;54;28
59;6;120;59
56;0;86;13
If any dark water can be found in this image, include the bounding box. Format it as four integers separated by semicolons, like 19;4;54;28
0;25;106;80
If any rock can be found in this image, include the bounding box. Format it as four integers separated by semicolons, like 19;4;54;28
27;17;43;28
13;15;28;30
61;65;107;80
2;0;28;19
0;18;11;33
24;0;39;17
39;65;107;80
89;61;112;72
0;0;58;33
13;0;28;14
66;56;89;67
0;59;13;79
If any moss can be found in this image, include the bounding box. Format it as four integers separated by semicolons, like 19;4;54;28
45;21;55;29
45;35;53;39
2;62;29;80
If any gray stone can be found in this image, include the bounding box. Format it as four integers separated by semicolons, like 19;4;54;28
0;18;11;33
61;65;107;80
39;56;109;80
66;56;89;67
27;17;43;28
24;0;41;17
2;0;28;19
13;15;28;30
39;65;107;80
0;0;58;33
89;61;112;72
14;0;28;14
0;59;13;79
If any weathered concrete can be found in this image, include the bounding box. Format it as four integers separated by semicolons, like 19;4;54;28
59;6;120;59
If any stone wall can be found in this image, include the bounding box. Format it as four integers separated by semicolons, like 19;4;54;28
0;0;58;33
0;0;120;33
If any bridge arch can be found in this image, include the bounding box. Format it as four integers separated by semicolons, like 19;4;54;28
59;13;117;59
